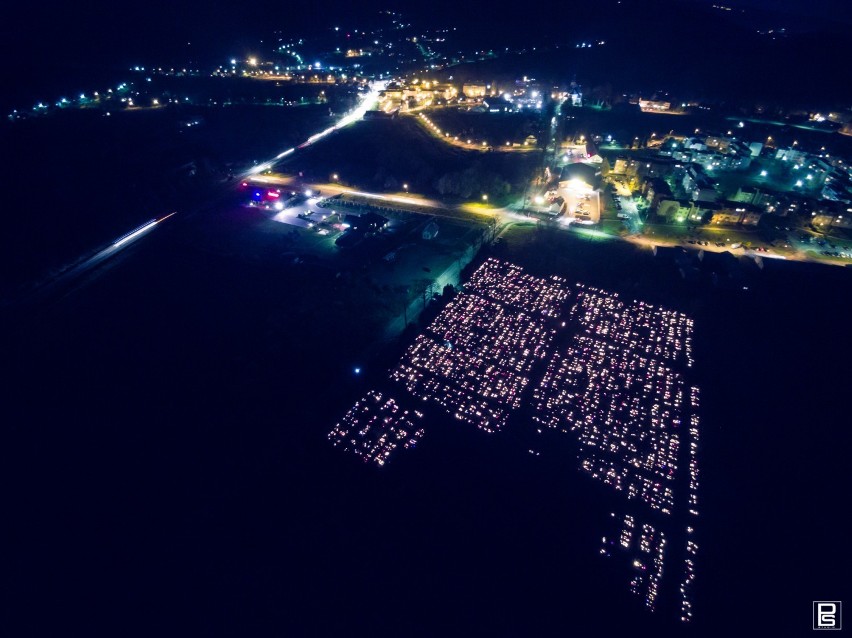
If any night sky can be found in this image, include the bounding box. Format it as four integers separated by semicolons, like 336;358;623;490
2;0;849;70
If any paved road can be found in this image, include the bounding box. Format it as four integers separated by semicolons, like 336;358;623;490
6;214;178;307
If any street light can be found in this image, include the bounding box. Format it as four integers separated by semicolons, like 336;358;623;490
482;194;488;201
403;183;409;191
332;173;339;180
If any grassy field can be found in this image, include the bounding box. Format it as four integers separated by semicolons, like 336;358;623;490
274;117;540;204
187;198;491;342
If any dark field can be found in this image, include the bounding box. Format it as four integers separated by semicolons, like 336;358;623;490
496;224;851;635
3;210;850;636
0;103;334;297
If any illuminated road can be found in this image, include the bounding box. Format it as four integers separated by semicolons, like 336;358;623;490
21;212;177;304
242;82;386;178
250;177;525;231
412;111;538;153
246;174;849;267
249;177;444;210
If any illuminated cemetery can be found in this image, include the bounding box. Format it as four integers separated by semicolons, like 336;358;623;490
329;258;701;621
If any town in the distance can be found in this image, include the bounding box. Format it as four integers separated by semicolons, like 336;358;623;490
10;9;852;273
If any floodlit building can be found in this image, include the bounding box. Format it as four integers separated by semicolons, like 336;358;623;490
463;83;488;98
775;147;807;164
710;203;763;226
430;83;457;101
568;82;583;107
639;99;671;112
